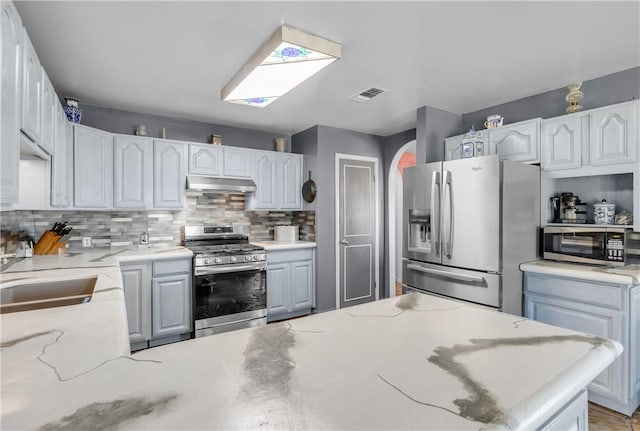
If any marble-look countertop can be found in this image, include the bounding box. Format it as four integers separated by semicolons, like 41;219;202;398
252;240;317;251
1;289;621;430
520;259;640;285
0;246;193;274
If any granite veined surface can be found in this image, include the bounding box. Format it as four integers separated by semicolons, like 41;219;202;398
1;292;621;430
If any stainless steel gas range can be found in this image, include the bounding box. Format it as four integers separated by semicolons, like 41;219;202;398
183;225;266;337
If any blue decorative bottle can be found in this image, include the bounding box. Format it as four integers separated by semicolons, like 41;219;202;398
63;98;82;123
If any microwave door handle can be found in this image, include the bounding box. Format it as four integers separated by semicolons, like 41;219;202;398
431;171;440;255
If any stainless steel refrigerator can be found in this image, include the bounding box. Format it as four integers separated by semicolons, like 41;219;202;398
402;155;540;316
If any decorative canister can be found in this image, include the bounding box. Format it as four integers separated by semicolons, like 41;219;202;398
593;199;615;224
275;137;287;152
210;134;223;145
63;98;82;123
275;225;299;242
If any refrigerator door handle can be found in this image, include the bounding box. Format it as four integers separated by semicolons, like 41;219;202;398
406;264;485;283
430;171;441;255
443;170;453;258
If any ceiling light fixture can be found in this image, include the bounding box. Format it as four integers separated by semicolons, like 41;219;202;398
221;25;342;108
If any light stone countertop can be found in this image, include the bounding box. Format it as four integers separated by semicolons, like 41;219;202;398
1;281;622;431
520;259;640;284
252;240;317;251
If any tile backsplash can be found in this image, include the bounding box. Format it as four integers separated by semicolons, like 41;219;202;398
0;191;315;252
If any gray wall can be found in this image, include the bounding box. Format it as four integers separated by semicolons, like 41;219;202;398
71;103;292;151
416;105;461;163
381;129;416;299
462;67;640;132
293;125;384;312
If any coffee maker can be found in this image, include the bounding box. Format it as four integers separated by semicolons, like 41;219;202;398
550;193;588;223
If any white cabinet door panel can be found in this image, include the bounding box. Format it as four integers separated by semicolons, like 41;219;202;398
21;28;41;143
223;147;252;178
152;274;191;338
280;153;302;209
488;119;540;163
51;104;71;207
114;136;153;208
0;1;22;204
541;115;583;170
291;260;313;311
39;70;55;155
253;151;278;209
154;140;185;208
121;263;152;344
188;144;222;176
267;263;289;316
74;125;113;208
590;101;638;166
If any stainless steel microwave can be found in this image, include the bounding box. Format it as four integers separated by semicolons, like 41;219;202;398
543;226;640;267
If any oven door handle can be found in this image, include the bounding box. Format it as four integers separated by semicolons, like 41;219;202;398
195;263;267;275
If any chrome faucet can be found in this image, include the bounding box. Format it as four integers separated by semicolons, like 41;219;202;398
0;247;17;264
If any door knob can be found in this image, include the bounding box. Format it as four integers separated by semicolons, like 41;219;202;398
340;239;349;245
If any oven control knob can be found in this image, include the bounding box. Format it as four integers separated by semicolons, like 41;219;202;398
204;258;212;265
245;255;252;262
214;258;222;264
259;254;266;261
253;255;259;261
230;256;237;263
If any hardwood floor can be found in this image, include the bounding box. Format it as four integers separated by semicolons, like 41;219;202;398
589;403;640;431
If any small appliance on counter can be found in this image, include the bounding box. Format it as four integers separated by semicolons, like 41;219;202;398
550;193;588;223
543;226;640;266
274;225;299;242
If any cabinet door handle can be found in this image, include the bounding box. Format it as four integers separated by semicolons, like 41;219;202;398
340;239;349;245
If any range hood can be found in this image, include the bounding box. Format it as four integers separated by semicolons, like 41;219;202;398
186;176;256;193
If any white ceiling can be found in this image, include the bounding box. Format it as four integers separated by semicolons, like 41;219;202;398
15;1;640;137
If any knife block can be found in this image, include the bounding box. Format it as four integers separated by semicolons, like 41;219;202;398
34;231;64;255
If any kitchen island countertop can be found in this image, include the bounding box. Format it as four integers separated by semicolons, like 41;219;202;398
520;259;640;284
1;273;621;431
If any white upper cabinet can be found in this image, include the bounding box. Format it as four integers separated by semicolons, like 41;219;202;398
0;0;22;205
51;103;72;207
21;28;41;144
246;152;303;211
114;136;153;209
39;69;55;155
252;151;278;209
74;125;113;208
589;101;638;166
541;114;584;171
487;119;541;163
280;153;302;209
154;140;186;209
223;146;253;178
188;143;222;176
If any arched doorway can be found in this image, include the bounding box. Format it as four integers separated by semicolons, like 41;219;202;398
387;140;416;297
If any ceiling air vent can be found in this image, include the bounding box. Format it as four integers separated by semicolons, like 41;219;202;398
350;87;387;102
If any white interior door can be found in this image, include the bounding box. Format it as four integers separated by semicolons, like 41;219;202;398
336;155;378;308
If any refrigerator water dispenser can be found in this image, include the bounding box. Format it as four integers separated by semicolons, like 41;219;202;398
408;209;432;252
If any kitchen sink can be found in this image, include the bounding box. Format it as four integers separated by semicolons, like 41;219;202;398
0;276;97;314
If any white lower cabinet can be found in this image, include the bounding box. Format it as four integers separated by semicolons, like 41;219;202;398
539;390;588;431
120;258;192;351
266;248;315;322
524;272;639;416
